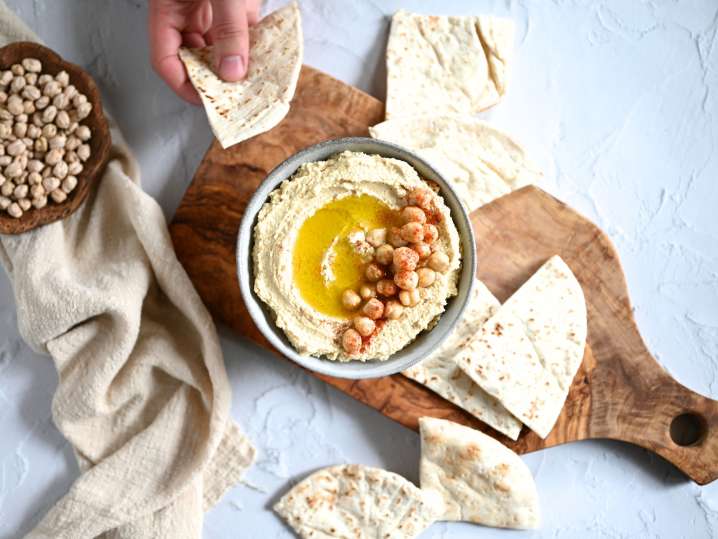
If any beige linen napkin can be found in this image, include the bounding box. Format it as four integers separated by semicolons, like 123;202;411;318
0;4;255;538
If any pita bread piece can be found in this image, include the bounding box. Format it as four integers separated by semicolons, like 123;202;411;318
404;280;522;440
503;255;587;391
419;417;540;529
180;2;303;149
385;11;515;119
455;308;565;438
274;464;443;539
370;116;542;211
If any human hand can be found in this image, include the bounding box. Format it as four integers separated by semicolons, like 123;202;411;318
149;0;262;104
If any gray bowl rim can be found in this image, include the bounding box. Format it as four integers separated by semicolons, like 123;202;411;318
236;137;476;379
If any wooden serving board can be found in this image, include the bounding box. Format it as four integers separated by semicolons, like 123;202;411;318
169;66;718;485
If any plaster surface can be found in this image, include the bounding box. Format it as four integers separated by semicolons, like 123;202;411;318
1;1;716;537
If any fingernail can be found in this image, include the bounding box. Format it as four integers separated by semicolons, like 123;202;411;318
219;55;245;81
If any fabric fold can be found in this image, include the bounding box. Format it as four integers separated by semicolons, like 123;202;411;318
0;3;254;538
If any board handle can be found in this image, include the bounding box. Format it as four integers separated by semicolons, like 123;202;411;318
593;348;718;485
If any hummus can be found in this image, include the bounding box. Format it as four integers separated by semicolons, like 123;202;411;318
252;151;462;361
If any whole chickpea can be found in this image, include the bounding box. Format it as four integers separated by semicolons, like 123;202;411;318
353;316;376;337
341;289;362;310
400;222;424;243
361;298;384;320
365;263;384;282
392;246;419;272
341;329;362;355
383;300;404;320
376;279;397;297
428;252;450;273
374;244;394;266
394;270;419;291
401;205;427;224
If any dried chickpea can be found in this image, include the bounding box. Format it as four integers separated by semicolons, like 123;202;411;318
5;160;22;178
68;161;83;175
38;73;52;86
43;80;62;97
56;110;70;129
0;195;9;209
65;150;79;164
10;75;25;93
0;156;10;167
353;316;375;337
7;201;22;218
41;123;57;139
55;70;69;87
18;198;31;211
27;171;42;185
22;100;34;114
75;125;91;141
53;160;69;179
6;139;24;156
27;159;43;173
21;58;41;73
61;175;77;194
12;183;28;200
76;102;92;120
35;95;49;110
50;188;67;203
49;134;66;150
24;72;37;86
45;148;62;165
30;184;44;198
66;135;80;151
0;180;13;196
0;71;12;85
52;93;69;110
42;176;60;192
10;64;24;76
34;136;48;153
32;195;47;209
13;122;27;138
0;91;6;104
72;93;87;107
7;94;23;115
42;105;58;123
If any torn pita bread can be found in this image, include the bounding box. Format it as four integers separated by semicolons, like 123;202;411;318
403;280;522;440
369;116;542;211
419;417;540;529
455;308;565;438
385;11;515;119
274;464;443;539
180;2;303;149
503;255;587;391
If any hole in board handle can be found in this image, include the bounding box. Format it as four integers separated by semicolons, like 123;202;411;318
670;413;707;447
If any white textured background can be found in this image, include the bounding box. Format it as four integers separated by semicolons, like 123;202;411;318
1;0;717;537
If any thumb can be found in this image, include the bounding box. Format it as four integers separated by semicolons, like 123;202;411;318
209;0;249;81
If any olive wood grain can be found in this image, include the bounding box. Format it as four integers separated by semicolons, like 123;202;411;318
0;42;111;235
169;65;717;484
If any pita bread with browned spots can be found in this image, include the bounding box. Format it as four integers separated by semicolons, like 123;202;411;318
385;10;515;119
455;306;566;439
179;2;303;149
502;255;587;391
369;116;542;211
273;464;444;538
403;279;523;440
419;417;540;529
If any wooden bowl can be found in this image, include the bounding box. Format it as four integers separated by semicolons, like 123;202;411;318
0;41;111;235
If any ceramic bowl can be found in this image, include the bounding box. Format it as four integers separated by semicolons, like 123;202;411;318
237;137;476;379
